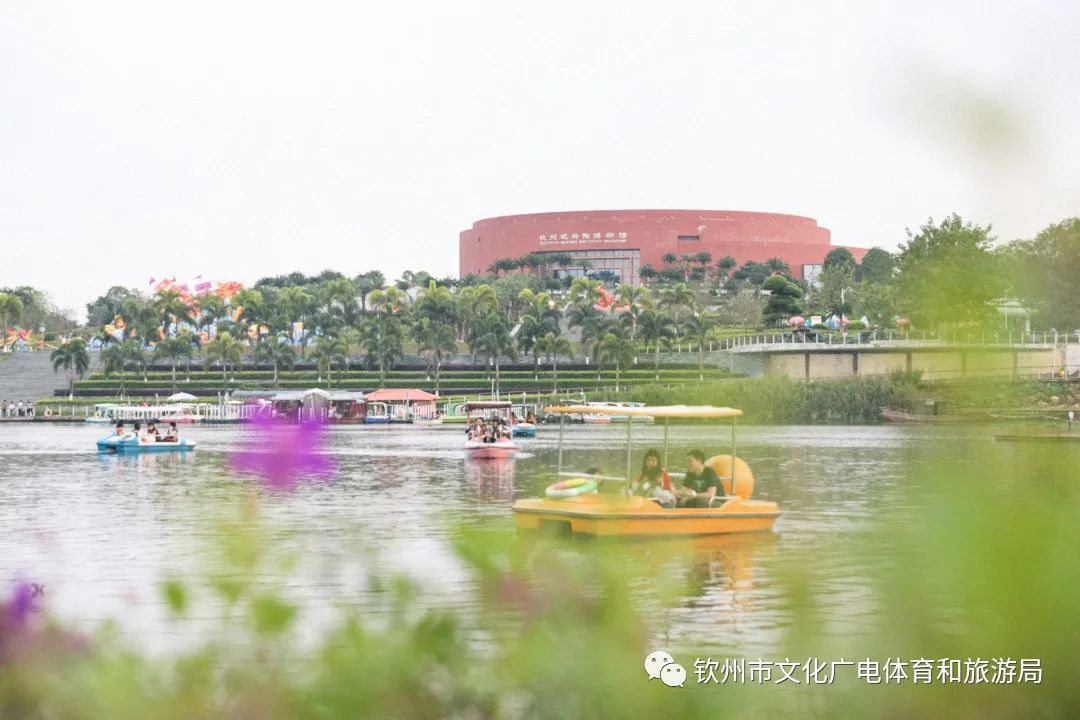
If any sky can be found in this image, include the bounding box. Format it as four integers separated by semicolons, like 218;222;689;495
2;0;1078;320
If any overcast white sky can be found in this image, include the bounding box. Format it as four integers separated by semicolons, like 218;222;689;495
2;0;1078;320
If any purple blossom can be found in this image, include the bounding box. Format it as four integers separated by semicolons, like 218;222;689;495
229;415;337;491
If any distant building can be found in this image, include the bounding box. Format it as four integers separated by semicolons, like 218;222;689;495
459;209;865;284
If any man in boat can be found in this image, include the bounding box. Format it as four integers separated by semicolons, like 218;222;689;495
676;450;722;508
114;421;126;437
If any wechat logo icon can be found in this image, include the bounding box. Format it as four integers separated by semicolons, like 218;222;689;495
644;650;686;687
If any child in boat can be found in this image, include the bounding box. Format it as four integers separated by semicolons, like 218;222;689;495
676;449;722;508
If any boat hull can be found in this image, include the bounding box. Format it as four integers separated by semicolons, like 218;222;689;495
96;436;196;453
465;441;517;459
512;494;779;537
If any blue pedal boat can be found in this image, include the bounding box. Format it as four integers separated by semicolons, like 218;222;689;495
96;433;196;453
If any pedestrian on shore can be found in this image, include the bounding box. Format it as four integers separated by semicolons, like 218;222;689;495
16;400;24;418
0;400;6;417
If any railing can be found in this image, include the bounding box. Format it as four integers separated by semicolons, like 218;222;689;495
715;329;1077;351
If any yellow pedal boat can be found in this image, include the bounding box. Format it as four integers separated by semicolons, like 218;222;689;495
511;404;780;537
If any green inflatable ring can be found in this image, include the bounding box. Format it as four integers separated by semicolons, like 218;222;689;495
545;477;599;499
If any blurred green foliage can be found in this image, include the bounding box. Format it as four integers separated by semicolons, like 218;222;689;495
2;438;1077;718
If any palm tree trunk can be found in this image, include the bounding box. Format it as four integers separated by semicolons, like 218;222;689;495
435;356;441;396
616;365;621;393
171;360;178;393
655;344;661;381
273;362;279;387
552;358;558;394
223;362;228;391
495;355;500;400
698;343;704;382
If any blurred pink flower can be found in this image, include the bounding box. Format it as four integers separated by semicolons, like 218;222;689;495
230;415;337;492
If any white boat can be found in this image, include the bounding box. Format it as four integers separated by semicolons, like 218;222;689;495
583;401;654;424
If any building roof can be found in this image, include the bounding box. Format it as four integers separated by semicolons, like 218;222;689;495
364;388;437;403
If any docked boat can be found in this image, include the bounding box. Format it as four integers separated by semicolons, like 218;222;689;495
96;431;196;453
511;404;779;537
463;401;518;459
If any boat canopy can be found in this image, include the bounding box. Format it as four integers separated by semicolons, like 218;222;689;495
463;401;513;410
545;404;743;418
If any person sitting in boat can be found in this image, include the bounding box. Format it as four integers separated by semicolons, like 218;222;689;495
525;411;536;424
114;421;127;438
676;450;722;508
147;422;162;441
630;449;675;504
161;422;179;442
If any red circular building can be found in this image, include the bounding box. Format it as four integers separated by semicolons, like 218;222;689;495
459;209;864;284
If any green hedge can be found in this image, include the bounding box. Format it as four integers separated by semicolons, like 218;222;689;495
85;368;713;382
69;377;723;394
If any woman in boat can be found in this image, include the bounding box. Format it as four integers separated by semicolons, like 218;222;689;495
630;449;676;506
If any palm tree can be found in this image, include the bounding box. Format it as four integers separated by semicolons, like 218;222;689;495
455;284;499;344
361;313;404;387
536;333;572;394
101;340;146;398
597;333;636;392
518;313;559;380
232;288;267;346
154;335;194;392
614;284;652;340
254;336;296;387
276;286;316;357
637;310;676;380
51;338;90;399
469;312;516;399
123;296;163;344
415;280;458;326
352;271;385;312
318;278;358;330
206;331;244;390
682;312;718;381
313;336;349;387
413;316;457;395
567;277;602;310
659;283;695;336
154;289;190;336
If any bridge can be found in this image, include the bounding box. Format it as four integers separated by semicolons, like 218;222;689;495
706;331;1077;381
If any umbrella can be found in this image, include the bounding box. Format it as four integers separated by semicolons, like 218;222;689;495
167;392;198;402
787;316;805;327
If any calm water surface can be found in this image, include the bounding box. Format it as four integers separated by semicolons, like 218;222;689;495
0;421;985;655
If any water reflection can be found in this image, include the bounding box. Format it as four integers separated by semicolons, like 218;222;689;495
463;456;517;501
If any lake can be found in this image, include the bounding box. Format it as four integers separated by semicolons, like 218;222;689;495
0;421;989;656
